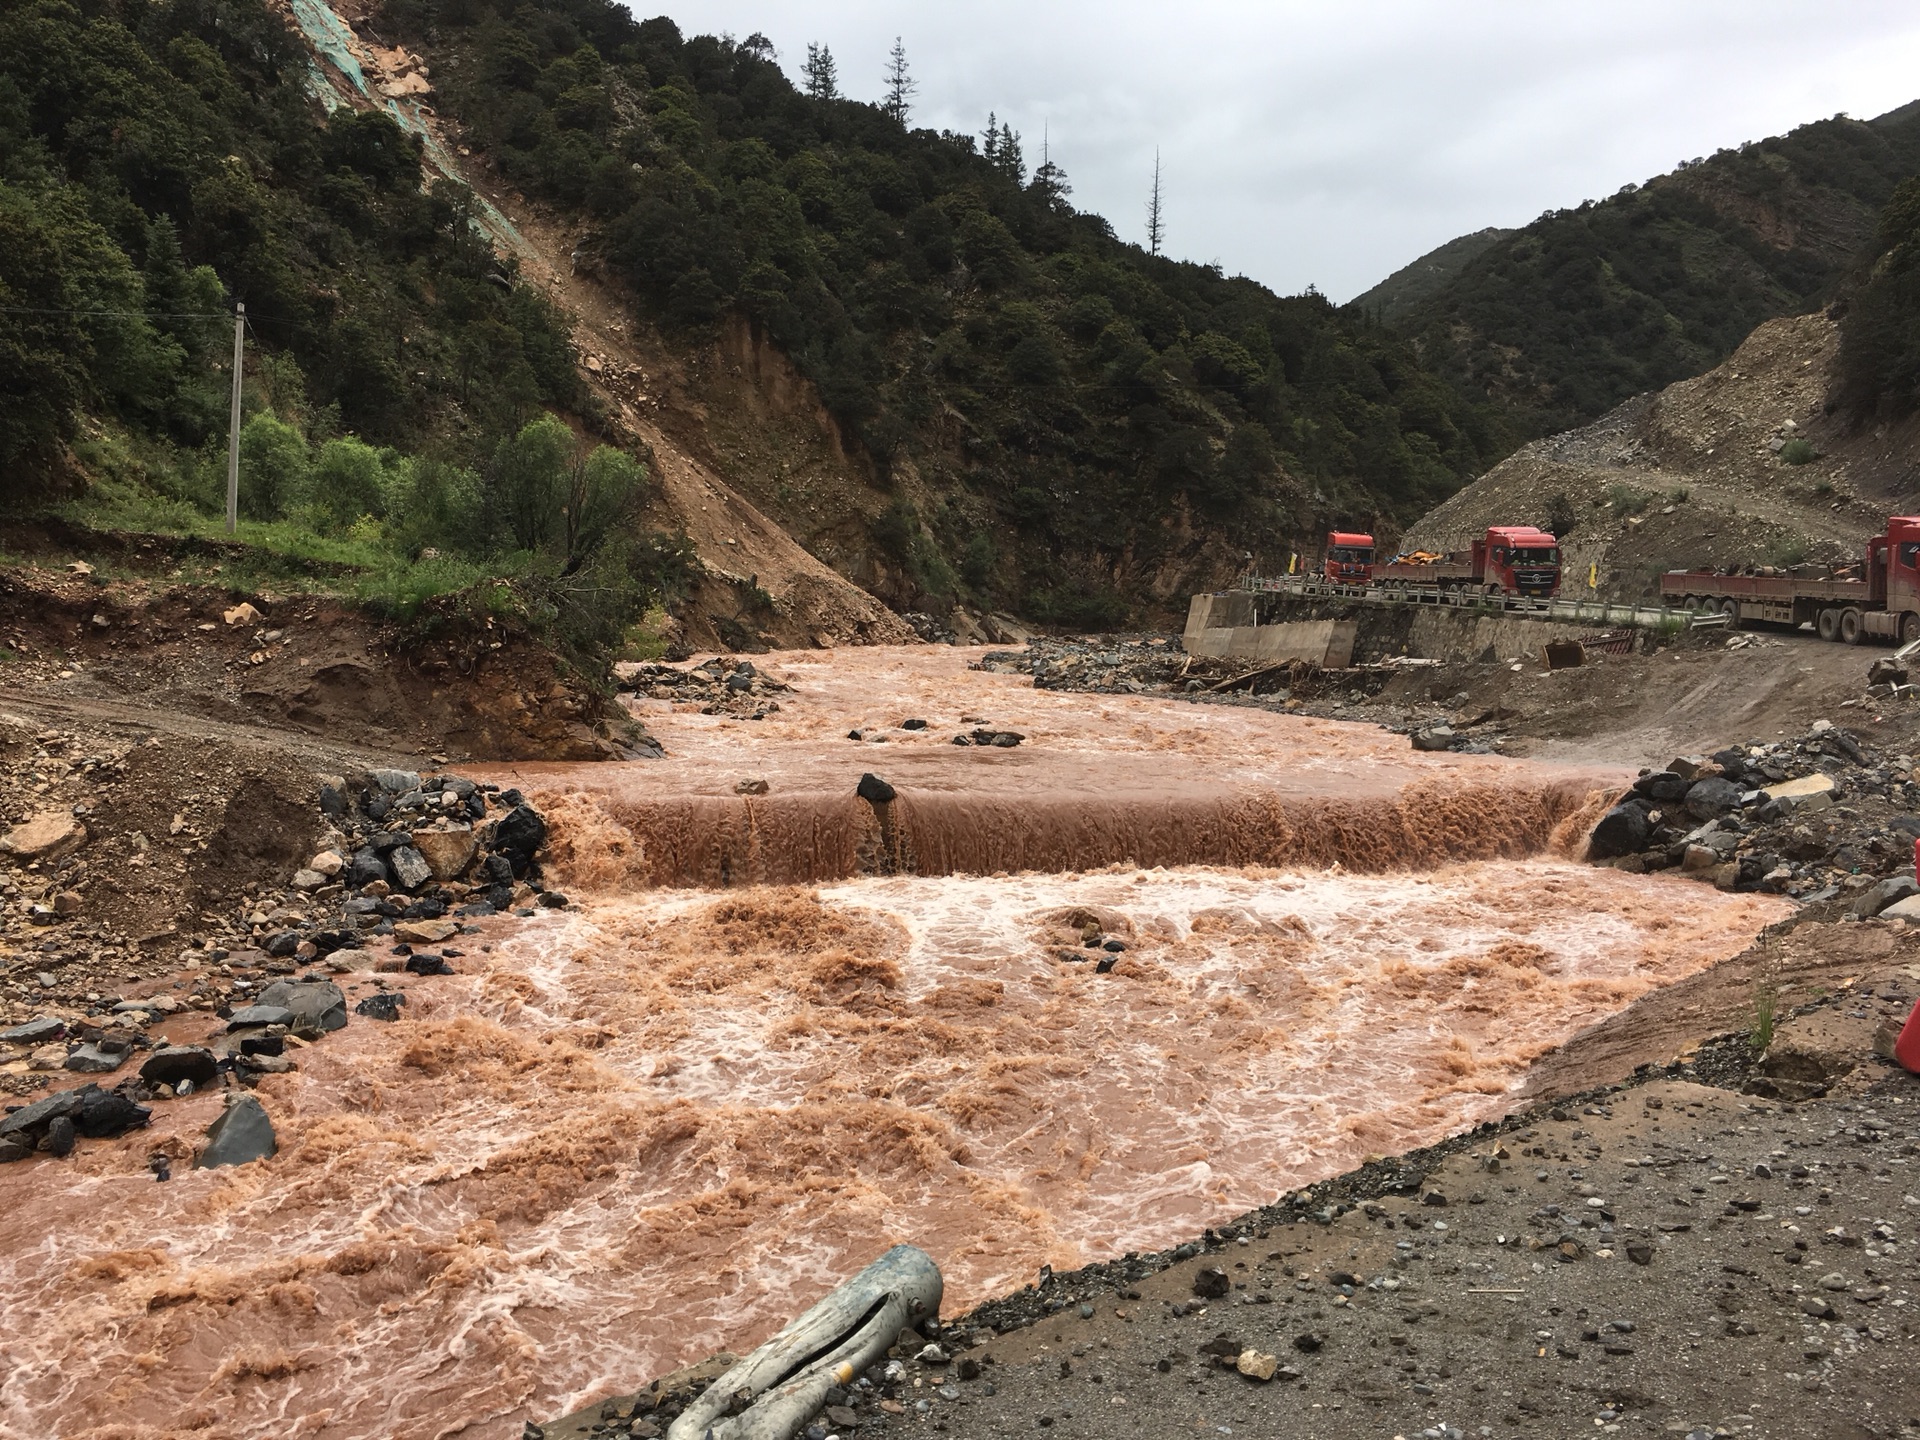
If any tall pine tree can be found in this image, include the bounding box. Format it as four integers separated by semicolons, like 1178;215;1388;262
882;37;916;125
804;43;838;101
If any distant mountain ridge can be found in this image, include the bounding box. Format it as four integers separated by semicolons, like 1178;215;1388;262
1372;101;1920;449
1349;227;1512;325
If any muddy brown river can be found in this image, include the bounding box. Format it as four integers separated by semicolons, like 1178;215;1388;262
0;649;1787;1438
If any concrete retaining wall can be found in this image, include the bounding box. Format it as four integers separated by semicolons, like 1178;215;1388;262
1184;591;1652;666
1183;595;1358;666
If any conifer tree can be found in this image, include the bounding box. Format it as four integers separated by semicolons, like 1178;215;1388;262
882;37;916;125
804;43;838;101
1032;124;1071;207
1146;149;1166;256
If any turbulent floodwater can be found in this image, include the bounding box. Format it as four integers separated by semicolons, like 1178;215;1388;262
0;649;1789;1439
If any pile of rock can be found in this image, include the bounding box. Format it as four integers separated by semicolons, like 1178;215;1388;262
978;637;1226;694
614;658;787;719
1587;720;1920;903
0;769;558;1162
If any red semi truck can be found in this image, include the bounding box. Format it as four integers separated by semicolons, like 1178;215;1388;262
1324;526;1562;598
1324;532;1376;583
1320;528;1561;596
1660;515;1920;644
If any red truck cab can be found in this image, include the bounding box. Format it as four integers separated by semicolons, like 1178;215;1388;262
1324;532;1375;583
1479;526;1561;598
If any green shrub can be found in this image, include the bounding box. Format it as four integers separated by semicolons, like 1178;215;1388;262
1780;437;1817;465
1607;484;1651;517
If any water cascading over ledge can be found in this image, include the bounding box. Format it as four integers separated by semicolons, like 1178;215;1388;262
532;774;1610;890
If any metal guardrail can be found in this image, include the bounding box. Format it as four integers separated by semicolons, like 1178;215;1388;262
1238;575;1719;631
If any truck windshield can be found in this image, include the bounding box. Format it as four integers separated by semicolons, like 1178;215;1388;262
1511;548;1559;564
1328;548;1371;564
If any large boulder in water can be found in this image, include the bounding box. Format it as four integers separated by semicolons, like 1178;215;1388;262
197;1095;277;1169
1588;800;1652;860
257;979;347;1035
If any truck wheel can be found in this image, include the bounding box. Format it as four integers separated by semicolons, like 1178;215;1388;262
1841;608;1865;645
1817;608;1841;642
1903;612;1920;645
1682;596;1701;613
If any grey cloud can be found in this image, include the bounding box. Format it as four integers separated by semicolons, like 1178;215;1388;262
640;1;1920;299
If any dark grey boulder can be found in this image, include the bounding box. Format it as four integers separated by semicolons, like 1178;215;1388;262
140;1046;220;1089
1631;771;1689;803
226;1005;297;1030
0;1018;64;1044
388;846;432;892
355;991;407;1022
64;1042;130;1074
42;1116;76;1157
348;851;388;888
75;1087;150;1138
857;772;897;804
369;768;422;794
196;1096;276;1169
1684;776;1745;821
1850;875;1920;918
1410;726;1457;753
0;1087;88;1139
1587;802;1652;860
257;979;347;1034
490;804;547;861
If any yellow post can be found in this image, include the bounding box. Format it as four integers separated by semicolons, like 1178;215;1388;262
1289;552;1298;575
1588;561;1598;591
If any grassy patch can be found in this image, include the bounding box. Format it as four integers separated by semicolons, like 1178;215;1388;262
1607;484;1652;518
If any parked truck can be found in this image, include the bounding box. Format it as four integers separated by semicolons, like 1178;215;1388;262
1660;515;1920;644
1323;531;1376;583
1368;525;1563;598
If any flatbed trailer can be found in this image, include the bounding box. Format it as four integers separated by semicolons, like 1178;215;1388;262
1661;516;1920;644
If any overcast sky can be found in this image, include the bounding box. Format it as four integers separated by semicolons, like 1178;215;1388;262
639;1;1920;302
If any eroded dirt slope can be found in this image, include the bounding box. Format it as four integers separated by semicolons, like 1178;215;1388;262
286;0;913;652
1406;313;1920;602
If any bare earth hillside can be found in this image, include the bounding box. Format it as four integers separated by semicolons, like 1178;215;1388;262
1404;313;1920;601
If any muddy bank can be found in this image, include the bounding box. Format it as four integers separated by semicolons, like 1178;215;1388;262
0;563;651;762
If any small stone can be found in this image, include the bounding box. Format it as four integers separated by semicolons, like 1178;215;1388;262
735;778;771;795
355;991;408;1022
308;850;345;878
1235;1349;1277;1381
857;773;897;804
1192;1266;1230;1299
394;919;458;945
1625;1242;1654;1266
916;1344;949;1365
290;869;328;891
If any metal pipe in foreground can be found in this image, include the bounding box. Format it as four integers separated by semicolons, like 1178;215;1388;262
666;1246;943;1440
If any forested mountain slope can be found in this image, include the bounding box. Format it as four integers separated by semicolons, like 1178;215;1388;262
1389;103;1920;447
358;2;1510;624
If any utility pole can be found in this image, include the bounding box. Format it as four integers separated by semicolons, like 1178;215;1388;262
225;302;245;534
